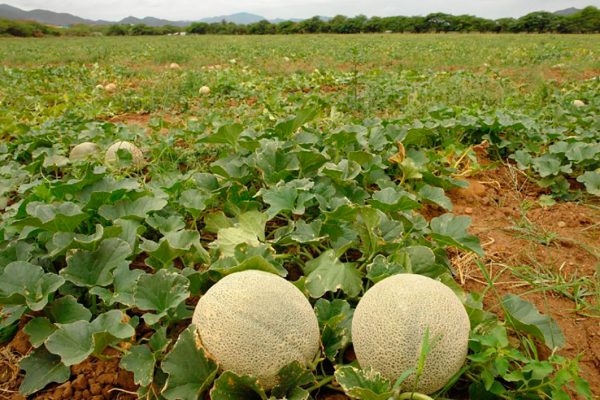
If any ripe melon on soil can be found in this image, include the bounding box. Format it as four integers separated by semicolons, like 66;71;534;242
104;141;145;169
69;142;100;161
192;270;320;389
352;273;470;394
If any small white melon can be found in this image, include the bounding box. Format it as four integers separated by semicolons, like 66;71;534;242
104;141;145;169
199;86;211;95
69;142;100;161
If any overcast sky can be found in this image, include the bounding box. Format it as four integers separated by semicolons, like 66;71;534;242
7;0;600;21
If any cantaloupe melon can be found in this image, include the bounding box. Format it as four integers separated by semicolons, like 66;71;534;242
104;141;145;169
69;142;100;161
192;270;320;389
352;274;470;394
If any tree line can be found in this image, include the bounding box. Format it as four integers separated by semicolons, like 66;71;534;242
1;6;599;37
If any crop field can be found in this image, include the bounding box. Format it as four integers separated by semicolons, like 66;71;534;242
0;34;598;400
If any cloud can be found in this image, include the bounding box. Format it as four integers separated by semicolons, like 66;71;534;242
6;0;600;21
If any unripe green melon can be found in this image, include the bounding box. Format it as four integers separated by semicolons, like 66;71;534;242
192;270;320;389
352;274;470;394
104;141;145;169
69;142;100;161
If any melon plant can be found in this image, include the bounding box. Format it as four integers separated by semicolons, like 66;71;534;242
104;141;145;169
192;270;320;389
351;273;470;394
69;142;100;161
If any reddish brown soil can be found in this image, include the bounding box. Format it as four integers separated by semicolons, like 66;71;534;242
0;330;136;400
447;165;600;396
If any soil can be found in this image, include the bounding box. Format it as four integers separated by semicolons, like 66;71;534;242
446;164;600;396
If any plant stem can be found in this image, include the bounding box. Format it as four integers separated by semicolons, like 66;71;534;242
306;375;334;392
397;393;434;400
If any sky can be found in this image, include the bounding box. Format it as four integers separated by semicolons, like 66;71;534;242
7;0;600;21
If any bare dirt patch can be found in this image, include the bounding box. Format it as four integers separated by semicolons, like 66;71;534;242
448;165;600;396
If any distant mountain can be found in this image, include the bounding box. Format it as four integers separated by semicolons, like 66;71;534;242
554;7;581;16
0;3;99;25
119;16;188;27
0;4;292;26
198;12;265;24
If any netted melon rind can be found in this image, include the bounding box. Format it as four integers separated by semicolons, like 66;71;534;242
104;141;145;169
69;142;100;161
352;273;470;394
192;270;320;389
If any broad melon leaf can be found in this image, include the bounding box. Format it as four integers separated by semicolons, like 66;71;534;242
134;270;190;325
334;366;394;400
200;123;244;148
271;361;315;399
19;347;70;396
215;227;260;258
274;107;319;139
90;310;136;354
0;305;26;343
304;250;362;298
45;320;94;366
61;238;131;288
47;295;92;324
120;345;156;387
23;317;56;347
161;327;218;400
370;187;420;212
89;263;144;307
429;214;483;256
209;371;267;400
315;299;354;361
21;201;87;232
418;185;453;210
576;171;600;196
98;195;168;221
146;213;186;234
366;254;406;283
502;294;565;349
260;182;315;219
0;261;64;311
140;229;201;269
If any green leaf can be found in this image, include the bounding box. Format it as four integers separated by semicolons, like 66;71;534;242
147;213;186;234
179;189;211;215
0;261;64;311
237;210;268;242
259;180;314;219
200;123;244;148
61;238;131;287
121;345;156;387
45;320;94;366
134;270;190;325
370;187;420;212
19;347;70;396
315;299;354;360
24;317;56;347
89;263;144;307
271;361;315;399
215;227;260;258
532;154;561;178
419;185;453;210
210;371;267;400
304;250;363;298
274;108;319;138
577;171;600;196
430;214;483;256
502;295;565;349
322;160;362;182
22;201;87;232
366;254;406;283
161;327;218;400
140;230;201;269
334;366;393;400
99;195;168;221
47;295;92;324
